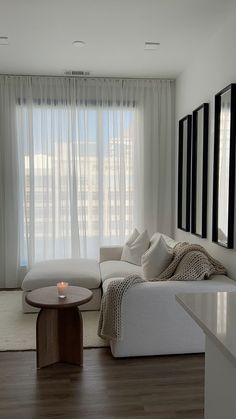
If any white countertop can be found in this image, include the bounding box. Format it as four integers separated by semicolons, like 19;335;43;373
176;292;236;365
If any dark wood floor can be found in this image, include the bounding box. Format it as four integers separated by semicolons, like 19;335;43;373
0;349;204;419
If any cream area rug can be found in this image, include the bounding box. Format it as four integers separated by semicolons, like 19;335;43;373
0;290;108;351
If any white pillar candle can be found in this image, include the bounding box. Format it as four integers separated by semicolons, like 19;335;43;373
57;282;68;299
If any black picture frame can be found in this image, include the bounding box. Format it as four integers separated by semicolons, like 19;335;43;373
191;103;209;238
212;83;236;249
178;115;192;231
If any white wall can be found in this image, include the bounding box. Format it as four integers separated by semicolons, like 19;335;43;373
175;6;236;278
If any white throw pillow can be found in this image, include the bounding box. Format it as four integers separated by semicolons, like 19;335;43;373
121;229;150;266
141;235;173;280
121;228;140;262
150;232;179;249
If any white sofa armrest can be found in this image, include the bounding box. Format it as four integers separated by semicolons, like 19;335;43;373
99;246;123;263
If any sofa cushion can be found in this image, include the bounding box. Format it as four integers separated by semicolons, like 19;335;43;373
142;235;173;280
121;230;150;265
100;260;142;282
22;258;101;291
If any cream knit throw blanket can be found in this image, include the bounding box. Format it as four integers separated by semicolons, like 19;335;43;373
98;243;226;341
98;274;145;341
157;242;226;281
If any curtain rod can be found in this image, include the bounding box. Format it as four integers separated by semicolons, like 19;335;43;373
0;73;175;82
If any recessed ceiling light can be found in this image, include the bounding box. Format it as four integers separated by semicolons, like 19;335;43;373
72;40;86;48
144;41;160;50
0;36;9;46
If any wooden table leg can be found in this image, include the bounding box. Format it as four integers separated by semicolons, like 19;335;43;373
58;308;83;366
36;307;83;369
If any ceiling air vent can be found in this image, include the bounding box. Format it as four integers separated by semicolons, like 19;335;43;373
144;41;160;50
64;70;90;76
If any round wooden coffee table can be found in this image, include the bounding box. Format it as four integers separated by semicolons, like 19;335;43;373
26;286;93;369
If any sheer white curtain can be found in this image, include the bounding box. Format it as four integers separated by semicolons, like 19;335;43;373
0;76;174;287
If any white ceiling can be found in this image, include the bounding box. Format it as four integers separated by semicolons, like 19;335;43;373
0;0;235;79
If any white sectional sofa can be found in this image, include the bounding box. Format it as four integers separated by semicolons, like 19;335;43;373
22;233;236;358
99;234;236;357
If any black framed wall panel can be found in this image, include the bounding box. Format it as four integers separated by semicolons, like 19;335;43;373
212;83;236;249
178;115;192;231
191;103;209;238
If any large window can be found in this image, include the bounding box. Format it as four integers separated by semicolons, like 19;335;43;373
16;104;135;262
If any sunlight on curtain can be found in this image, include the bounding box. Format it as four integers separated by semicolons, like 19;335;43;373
16;99;135;262
0;76;174;286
